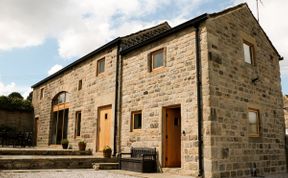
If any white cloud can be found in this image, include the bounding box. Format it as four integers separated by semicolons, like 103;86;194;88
48;64;63;76
0;82;32;98
0;0;205;59
233;0;288;75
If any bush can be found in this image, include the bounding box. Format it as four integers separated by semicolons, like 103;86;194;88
0;92;33;112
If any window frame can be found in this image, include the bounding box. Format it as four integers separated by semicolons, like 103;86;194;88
75;111;81;137
131;111;142;131
248;108;260;137
40;88;44;100
97;58;105;75
78;80;82;91
149;48;165;71
242;40;255;65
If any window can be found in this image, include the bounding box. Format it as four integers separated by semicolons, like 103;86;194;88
248;109;260;137
40;88;44;100
149;49;164;71
97;58;105;75
78;80;82;90
243;41;254;64
75;111;81;137
131;111;142;131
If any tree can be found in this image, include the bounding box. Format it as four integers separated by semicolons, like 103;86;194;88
8;92;24;100
26;92;33;102
0;92;33;111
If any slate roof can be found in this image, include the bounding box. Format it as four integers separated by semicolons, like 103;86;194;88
120;22;171;51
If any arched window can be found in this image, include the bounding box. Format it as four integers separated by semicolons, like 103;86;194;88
50;92;70;145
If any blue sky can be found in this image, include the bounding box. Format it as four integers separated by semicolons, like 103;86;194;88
0;0;287;97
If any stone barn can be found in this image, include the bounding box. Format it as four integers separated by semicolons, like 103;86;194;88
32;3;286;178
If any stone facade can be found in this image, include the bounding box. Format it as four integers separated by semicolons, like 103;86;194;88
32;47;118;150
284;95;288;132
204;6;286;177
121;27;202;175
32;4;286;178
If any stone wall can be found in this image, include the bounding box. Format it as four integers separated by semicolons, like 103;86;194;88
284;95;288;132
31;4;286;178
32;47;117;151
120;25;210;176
0;110;33;132
205;6;286;178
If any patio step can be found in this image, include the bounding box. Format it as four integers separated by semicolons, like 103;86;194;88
92;162;119;170
0;155;117;170
0;148;92;155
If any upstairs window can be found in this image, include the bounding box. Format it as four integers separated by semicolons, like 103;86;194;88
40;88;44;100
75;111;81;137
243;41;254;64
78;80;82;90
149;48;165;71
248;109;260;137
97;58;105;75
131;111;142;131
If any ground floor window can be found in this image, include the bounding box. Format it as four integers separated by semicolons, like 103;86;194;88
75;111;81;137
131;111;142;131
51;109;69;144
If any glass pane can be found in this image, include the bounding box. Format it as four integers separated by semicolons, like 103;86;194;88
248;110;259;136
56;110;64;144
243;43;252;64
134;113;142;129
98;59;105;74
248;111;257;124
65;93;70;102
249;124;257;135
51;112;58;144
77;112;81;136
63;109;69;139
153;51;163;69
60;93;66;104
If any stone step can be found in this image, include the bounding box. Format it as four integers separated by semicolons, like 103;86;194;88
92;162;119;170
0;155;117;170
0;148;92;155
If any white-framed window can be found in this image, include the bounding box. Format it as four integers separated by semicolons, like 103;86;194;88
243;41;254;64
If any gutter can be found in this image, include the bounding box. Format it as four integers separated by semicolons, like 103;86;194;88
113;42;121;156
195;24;204;178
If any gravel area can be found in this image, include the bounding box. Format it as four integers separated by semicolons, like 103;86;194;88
2;169;288;178
0;169;137;178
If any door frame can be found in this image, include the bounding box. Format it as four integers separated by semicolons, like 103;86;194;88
96;104;113;152
162;105;181;168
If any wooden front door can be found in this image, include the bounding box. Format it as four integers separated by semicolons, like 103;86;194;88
97;106;112;152
164;107;181;167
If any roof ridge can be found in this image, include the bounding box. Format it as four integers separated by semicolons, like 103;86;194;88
209;3;247;17
121;22;170;39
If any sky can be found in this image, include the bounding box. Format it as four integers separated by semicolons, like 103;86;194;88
0;0;287;98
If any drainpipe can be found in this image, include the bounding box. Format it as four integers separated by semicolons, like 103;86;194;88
195;25;204;177
113;42;121;157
